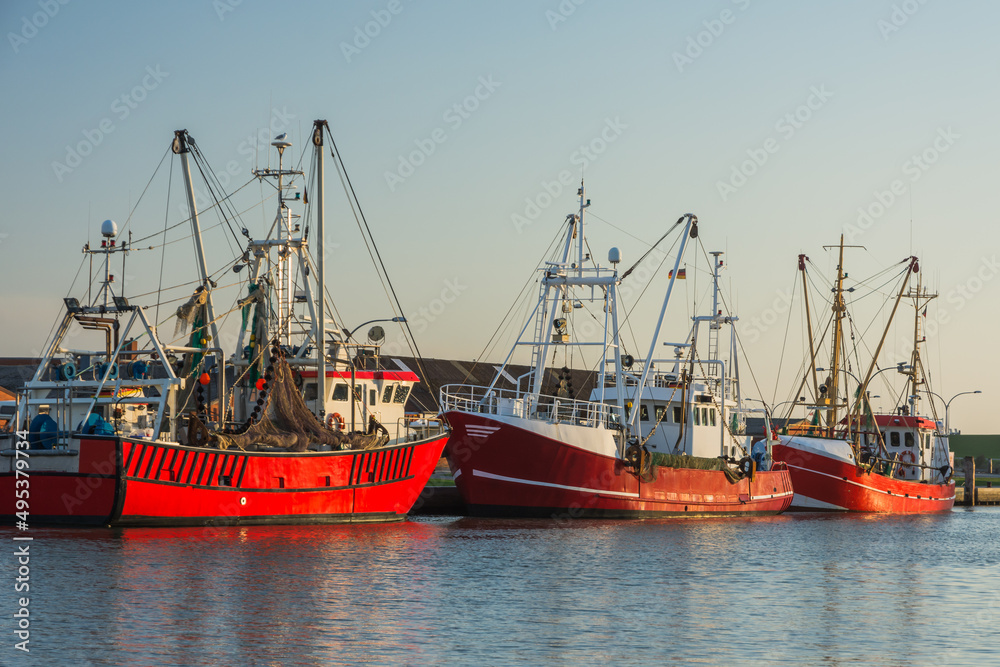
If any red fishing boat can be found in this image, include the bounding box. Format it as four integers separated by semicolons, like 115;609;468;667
1;120;446;526
770;240;955;512
441;187;792;518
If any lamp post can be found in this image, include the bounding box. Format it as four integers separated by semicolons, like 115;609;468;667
923;389;981;435
341;317;406;432
343;316;407;341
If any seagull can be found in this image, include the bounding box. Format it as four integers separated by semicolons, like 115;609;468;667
274;133;287;141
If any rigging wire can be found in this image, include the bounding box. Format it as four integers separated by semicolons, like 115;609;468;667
156;157;174;325
129;177;259;247
115;145;172;241
325;125;437;410
462;218;571;384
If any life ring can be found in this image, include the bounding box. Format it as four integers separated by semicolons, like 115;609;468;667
326;412;345;430
898;450;917;476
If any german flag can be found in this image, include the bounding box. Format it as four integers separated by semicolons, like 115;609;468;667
668;268;686;279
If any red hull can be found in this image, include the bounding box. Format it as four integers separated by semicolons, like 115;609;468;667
445;412;793;518
772;440;955;513
1;434;447;526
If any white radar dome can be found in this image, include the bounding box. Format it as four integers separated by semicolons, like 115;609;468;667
608;247;621;264
101;219;118;238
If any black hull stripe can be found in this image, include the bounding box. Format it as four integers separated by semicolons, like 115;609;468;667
122;474;415;492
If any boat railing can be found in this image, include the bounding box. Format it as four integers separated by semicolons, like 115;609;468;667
440;384;618;429
395;413;448;443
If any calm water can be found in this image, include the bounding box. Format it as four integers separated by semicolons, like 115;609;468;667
2;508;998;666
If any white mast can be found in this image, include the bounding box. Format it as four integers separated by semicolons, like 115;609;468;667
172;130;220;349
627;214;697;431
313;120;327;417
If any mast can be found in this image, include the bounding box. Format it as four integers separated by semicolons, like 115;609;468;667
577;180;589;275
852;256;919;432
825;236;847;435
903;270;937;420
172;130;220;349
313;120;327;417
799;254;821;403
627;214;697;432
528;184;588;400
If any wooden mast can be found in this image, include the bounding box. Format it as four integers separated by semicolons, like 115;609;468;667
825;236;848;436
799;254;821;404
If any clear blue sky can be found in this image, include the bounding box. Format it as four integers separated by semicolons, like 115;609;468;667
1;0;997;432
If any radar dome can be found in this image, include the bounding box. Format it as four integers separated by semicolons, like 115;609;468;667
101;219;118;238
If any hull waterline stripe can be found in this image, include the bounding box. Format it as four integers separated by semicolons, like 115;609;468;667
472;469;640;498
786;463;955;502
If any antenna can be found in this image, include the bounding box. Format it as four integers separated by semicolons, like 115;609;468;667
909;189;914;256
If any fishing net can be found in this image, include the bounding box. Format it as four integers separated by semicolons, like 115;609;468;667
188;344;389;452
648;452;742;484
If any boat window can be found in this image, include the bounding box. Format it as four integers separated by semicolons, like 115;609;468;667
880;431;886;446
710;410;716;427
890;431;899;447
904;432;915;448
673;406;682;423
640;405;649;421
393;384;410;404
304;382;317;402
370;389;377;405
383;384;394;403
694;408;701;426
655;405;666;422
332;383;349;401
923;434;931;449
353;385;363;402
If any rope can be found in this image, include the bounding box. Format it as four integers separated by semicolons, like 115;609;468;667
326;124;436;411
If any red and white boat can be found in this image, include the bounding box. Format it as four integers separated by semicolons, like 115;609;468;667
1;120;446;526
442;187;793;518
771;241;955;512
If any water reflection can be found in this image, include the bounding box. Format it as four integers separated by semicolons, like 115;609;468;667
2;509;997;665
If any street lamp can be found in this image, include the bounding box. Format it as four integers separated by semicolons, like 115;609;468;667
343;316;407;341
340;316;406;432
922;389;982;435
817;364;905;410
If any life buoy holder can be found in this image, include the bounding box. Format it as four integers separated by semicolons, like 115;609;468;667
326;412;345;430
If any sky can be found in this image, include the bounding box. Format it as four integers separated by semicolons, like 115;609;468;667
1;0;997;433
